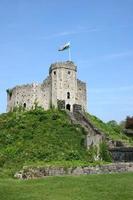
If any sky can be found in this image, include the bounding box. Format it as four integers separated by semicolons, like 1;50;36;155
0;0;133;122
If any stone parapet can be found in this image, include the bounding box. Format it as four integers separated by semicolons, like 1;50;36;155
49;61;77;74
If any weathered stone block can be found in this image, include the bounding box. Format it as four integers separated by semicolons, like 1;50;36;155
7;61;87;113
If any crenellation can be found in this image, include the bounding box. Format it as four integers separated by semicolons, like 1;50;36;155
7;61;87;112
49;61;77;74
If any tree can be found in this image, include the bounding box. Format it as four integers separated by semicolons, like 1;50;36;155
107;120;118;127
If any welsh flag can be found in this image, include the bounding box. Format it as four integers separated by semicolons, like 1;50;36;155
58;42;70;51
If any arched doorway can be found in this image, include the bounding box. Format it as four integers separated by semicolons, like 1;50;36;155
23;103;26;108
66;104;71;111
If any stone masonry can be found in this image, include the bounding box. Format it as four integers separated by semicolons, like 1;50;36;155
7;61;87;112
14;162;133;179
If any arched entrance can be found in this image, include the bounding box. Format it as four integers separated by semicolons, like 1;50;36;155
23;103;26;108
66;104;71;111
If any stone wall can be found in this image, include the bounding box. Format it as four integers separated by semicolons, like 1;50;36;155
110;147;133;162
72;111;104;149
76;79;87;111
50;62;78;112
7;79;51;112
73;104;82;113
7;61;87;112
57;100;65;110
66;110;104;155
40;76;51;110
125;116;133;129
124;129;133;137
15;162;133;179
7;83;39;111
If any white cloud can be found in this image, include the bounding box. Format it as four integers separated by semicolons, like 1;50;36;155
37;27;99;40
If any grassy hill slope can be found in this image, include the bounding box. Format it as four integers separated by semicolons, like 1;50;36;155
0;108;132;177
0;109;88;175
87;113;132;144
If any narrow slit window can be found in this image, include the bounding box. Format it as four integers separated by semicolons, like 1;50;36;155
67;92;70;99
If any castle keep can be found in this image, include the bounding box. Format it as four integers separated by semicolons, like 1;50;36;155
7;61;87;112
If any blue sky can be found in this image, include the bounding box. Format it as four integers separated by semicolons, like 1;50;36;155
0;0;133;122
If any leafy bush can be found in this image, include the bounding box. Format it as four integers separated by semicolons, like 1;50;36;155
99;142;112;162
86;146;98;162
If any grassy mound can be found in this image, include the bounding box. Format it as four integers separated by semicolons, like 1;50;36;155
0;108;132;177
0;108;88;176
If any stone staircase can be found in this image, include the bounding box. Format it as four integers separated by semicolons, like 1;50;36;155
66;110;133;162
66;110;105;149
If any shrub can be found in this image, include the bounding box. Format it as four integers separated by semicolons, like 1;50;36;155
99;142;112;162
86;146;98;162
65;150;82;160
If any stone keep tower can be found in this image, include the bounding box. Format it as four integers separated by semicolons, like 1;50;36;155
7;61;87;112
50;62;77;111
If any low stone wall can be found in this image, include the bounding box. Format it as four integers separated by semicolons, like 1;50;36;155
110;147;133;162
14;163;133;179
124;129;133;137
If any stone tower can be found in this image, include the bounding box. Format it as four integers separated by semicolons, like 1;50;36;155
7;61;87;112
50;61;77;111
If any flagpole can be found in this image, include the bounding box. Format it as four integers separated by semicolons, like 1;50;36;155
68;46;71;61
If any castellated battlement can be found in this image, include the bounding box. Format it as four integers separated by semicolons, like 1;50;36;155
49;61;77;74
7;61;87;112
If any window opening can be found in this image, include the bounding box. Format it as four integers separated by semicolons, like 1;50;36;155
67;92;70;99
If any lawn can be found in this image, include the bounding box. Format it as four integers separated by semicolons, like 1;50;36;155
0;173;133;200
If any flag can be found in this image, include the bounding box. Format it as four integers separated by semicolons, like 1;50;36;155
58;42;70;51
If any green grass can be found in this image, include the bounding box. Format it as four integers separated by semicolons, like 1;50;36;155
0;173;133;200
21;160;108;169
0;109;86;163
0;108;132;177
87;113;132;144
0;108;89;177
